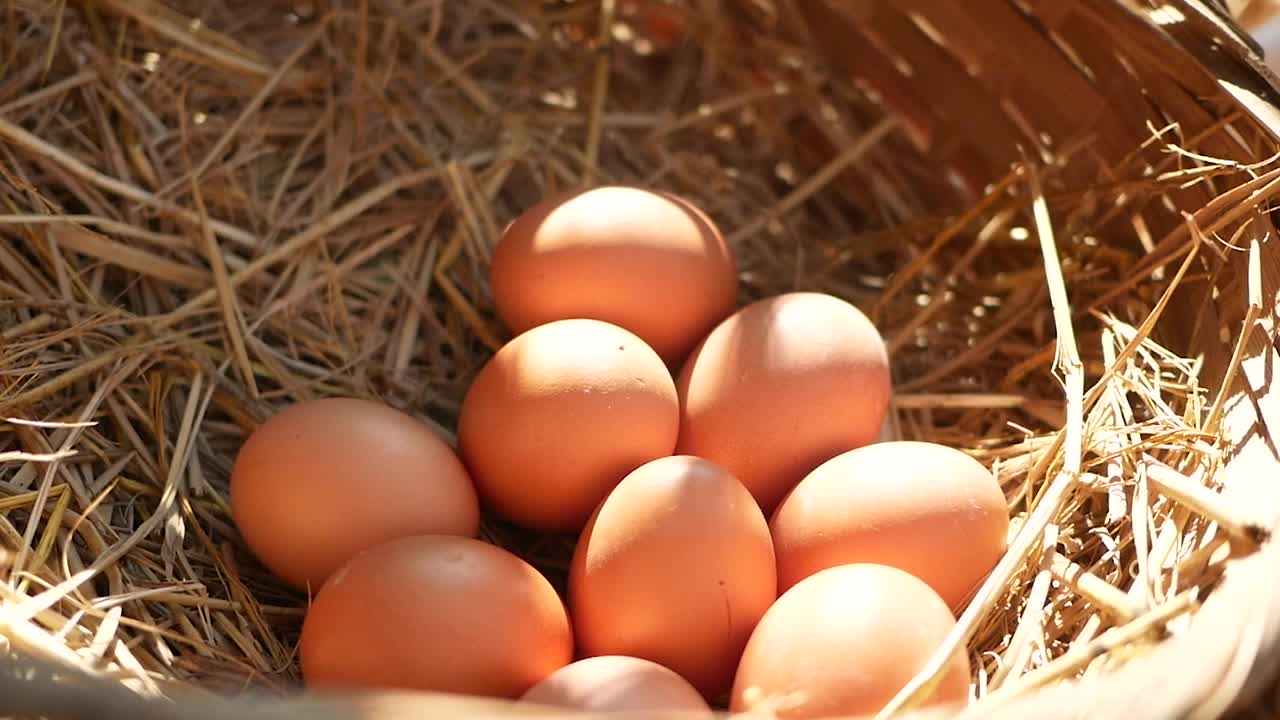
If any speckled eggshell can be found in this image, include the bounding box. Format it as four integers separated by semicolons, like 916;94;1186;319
675;291;892;514
458;318;679;533
731;564;970;719
770;441;1008;611
569;455;776;700
489;186;738;363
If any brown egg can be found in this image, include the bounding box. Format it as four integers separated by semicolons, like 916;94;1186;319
300;535;572;697
771;441;1008;610
230;397;478;590
459;319;679;532
569;455;776;699
519;656;711;715
731;564;970;719
489;186;737;363
676;292;892;514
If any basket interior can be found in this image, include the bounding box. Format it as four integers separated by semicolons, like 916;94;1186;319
3;1;1280;719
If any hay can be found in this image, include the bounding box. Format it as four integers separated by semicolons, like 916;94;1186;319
0;1;1275;718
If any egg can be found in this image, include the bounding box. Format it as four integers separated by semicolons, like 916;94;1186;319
458;319;679;532
770;441;1008;610
519;656;711;715
569;455;776;699
489;186;737;363
731;564;970;719
300;535;572;697
230;397;479;590
675;291;892;514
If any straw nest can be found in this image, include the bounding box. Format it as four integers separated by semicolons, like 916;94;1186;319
0;1;1277;719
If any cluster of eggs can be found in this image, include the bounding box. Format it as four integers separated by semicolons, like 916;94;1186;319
229;187;1009;718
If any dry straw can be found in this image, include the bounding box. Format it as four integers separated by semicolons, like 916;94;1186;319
1;1;1279;719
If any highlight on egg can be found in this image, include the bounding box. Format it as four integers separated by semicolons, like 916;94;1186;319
458;318;679;533
731;563;970;719
230;397;479;590
300;535;572;698
676;291;893;514
519;656;711;715
770;440;1009;610
489;185;738;363
569;455;776;699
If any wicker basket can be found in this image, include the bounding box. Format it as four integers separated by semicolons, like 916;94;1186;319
3;1;1280;719
788;2;1280;719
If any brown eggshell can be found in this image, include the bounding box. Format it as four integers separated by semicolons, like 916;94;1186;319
730;564;970;719
230;397;479;590
489;186;737;363
771;441;1008;611
569;455;776;699
676;291;892;514
519;656;711;715
458;319;679;532
300;535;572;697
